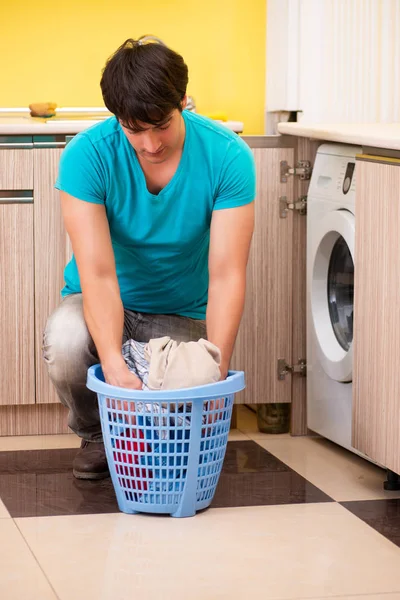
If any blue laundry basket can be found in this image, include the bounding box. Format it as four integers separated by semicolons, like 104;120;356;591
86;365;245;518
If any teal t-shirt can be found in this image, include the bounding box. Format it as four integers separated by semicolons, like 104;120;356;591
55;110;256;319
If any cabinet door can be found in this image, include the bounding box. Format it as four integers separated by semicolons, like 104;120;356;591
0;148;33;189
34;148;72;404
231;144;295;405
0;147;35;406
353;156;400;473
0;199;35;405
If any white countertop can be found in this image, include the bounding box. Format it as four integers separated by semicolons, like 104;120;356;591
0;116;103;135
0;112;244;135
277;122;400;151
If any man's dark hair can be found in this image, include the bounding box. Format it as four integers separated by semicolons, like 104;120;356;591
100;36;189;132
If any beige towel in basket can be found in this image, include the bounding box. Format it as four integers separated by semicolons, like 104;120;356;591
144;336;221;390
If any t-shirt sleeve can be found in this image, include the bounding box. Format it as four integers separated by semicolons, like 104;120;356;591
54;133;106;205
213;137;256;210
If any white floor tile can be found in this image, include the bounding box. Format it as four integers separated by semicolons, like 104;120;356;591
228;428;250;441
0;520;56;599
16;503;400;600
256;435;400;502
0;434;80;452
0;498;10;519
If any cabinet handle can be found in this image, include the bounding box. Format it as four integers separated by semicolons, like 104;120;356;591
33;141;66;148
33;135;67;148
0;135;69;148
0;190;33;203
0;136;33;148
0;143;33;148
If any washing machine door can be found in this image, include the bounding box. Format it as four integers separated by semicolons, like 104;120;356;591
311;209;354;382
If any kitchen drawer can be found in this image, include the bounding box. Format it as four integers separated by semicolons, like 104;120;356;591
0;143;33;190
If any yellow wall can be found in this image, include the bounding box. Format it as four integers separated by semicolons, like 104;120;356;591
0;0;266;134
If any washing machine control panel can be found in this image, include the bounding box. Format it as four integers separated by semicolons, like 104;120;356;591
307;144;361;203
337;160;356;195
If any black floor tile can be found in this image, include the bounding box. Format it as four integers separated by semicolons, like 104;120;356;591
341;499;400;548
213;441;334;507
0;441;333;518
0;449;118;518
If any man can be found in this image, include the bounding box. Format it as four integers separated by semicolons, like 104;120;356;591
43;36;255;480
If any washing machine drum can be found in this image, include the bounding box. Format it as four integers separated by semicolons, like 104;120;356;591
311;209;354;382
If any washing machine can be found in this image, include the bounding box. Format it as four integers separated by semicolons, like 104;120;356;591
307;142;366;455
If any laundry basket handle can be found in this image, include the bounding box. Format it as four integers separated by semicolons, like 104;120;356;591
87;365;245;400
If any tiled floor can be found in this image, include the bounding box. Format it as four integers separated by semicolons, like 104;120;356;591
1;405;400;600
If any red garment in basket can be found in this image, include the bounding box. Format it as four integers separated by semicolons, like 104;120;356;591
113;429;152;492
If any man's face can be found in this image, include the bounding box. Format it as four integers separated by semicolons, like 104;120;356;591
120;107;185;165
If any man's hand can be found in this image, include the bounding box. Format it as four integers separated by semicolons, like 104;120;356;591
103;363;141;424
103;359;142;390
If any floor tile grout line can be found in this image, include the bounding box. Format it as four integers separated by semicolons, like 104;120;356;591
0;435;252;452
231;431;252;440
242;433;293;441
13;517;61;600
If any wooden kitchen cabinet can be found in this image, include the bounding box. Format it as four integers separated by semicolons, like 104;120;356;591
353;156;400;473
231;137;318;434
34;148;72;404
0;148;35;405
231;145;295;406
0;144;70;432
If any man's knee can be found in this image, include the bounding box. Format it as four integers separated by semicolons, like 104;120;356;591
43;296;93;383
